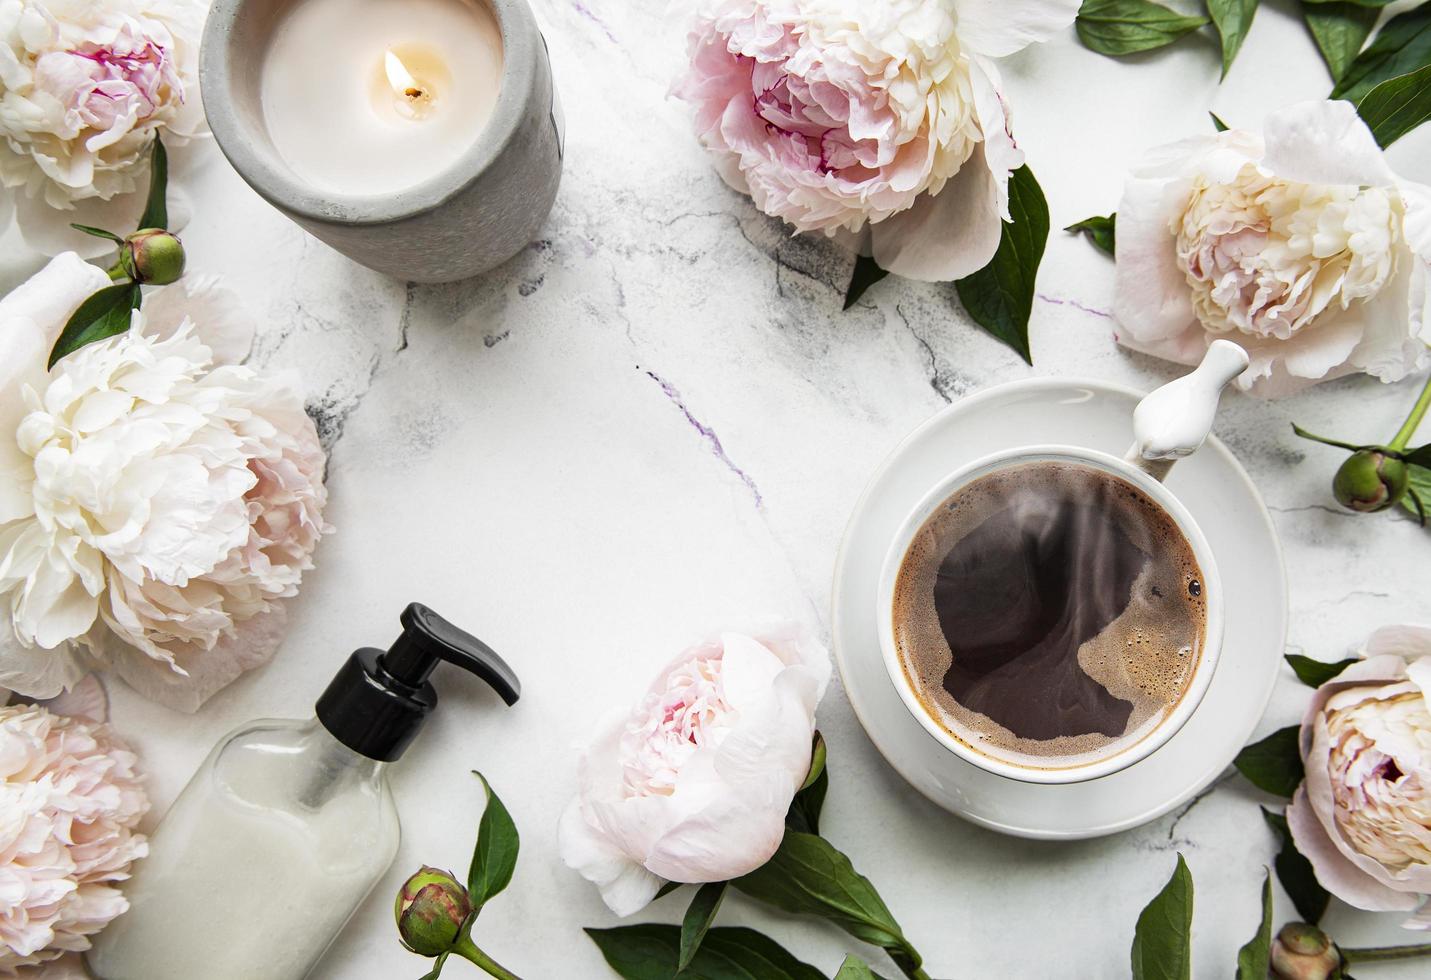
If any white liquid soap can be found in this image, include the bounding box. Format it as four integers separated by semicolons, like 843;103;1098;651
87;604;521;980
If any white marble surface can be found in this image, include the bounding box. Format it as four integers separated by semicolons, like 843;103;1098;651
5;2;1431;978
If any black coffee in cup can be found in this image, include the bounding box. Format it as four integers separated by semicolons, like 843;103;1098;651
892;461;1207;769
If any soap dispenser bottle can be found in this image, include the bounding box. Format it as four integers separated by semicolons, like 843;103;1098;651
87;604;520;980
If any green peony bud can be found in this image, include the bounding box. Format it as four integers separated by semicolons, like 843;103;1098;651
1332;450;1408;513
121;228;186;285
394;866;472;957
1270;923;1343;980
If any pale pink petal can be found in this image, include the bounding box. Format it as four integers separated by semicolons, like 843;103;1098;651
1288;786;1420;913
0;629;91;701
139;276;255;365
871;145;1001;282
557;799;663;918
969;57;1023;221
1111;176;1200;358
1261;100;1396;189
952;0;1081;57
36;672;108;722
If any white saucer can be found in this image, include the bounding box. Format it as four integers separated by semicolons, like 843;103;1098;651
832;378;1287;840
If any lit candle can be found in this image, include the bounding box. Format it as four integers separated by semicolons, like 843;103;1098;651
259;0;504;196
202;0;564;282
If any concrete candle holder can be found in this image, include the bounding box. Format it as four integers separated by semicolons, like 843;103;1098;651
200;0;563;283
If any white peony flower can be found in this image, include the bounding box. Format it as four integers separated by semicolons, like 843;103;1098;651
673;0;1080;281
0;253;330;712
559;622;830;916
1287;625;1431;929
0;0;206;254
0;698;148;973
1114;101;1431;397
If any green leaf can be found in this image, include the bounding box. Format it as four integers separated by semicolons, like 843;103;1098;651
954;165;1048;365
655;881;685;902
1234;726;1304;798
1401;464;1431;522
467;772;519;911
787;732;829;835
1404;444;1431;469
678;882;727;973
1262;808;1330;925
47;282;143;369
137;135;169;231
1303;2;1380;82
1285;654;1357;687
1235;871;1273;980
1332;5;1431;104
733;831;922;977
834;956;888;980
68;223;124;244
1210;112;1231;132
1131;854;1194;980
844;254;890;310
1209;0;1260;77
1356;64;1431;147
1066;214;1116;257
584;925;825;980
418;951;450;980
1076;0;1211;56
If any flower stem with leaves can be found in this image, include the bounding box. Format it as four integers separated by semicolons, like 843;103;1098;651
396;773;525;980
1294;372;1431;524
48;135;186;369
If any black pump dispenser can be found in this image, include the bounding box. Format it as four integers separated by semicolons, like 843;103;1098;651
316;603;520;762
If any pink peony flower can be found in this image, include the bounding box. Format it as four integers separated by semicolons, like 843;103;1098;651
559;622;830;915
0;254;331;712
0;697;148;973
1287;625;1431;929
1113;101;1431;397
672;0;1079;281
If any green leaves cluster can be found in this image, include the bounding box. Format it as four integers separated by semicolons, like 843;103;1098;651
49;137;179;369
844;166;1049;366
585;733;923;980
1075;0;1431;144
1129;855;1274;980
411;773;524;980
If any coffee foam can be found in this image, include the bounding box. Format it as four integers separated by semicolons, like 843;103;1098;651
892;461;1206;771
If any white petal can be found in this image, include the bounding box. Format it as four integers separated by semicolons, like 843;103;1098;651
1364;625;1431;660
105;604;288;713
969;57;1023;221
718;633;785;713
35;671;108;722
0;629;90;700
871;145;1001;282
952;0;1081;58
1261;100;1396;189
15;190;146;259
1111;178;1202;363
139;277;255;365
557;798;663;918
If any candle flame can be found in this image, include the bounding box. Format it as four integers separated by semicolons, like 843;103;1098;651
384;50;425;100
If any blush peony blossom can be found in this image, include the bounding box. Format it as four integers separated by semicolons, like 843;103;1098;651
0;0;206;254
0;253;330;713
1114;100;1431;397
673;0;1079;281
1287;625;1431;929
0;697;148;973
559;622;830;916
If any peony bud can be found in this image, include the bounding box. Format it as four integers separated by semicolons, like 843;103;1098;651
1270;923;1342;980
394;866;472;957
121;228;186;285
1332;450;1408;512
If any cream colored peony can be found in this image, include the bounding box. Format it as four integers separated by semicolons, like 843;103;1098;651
1114;101;1431;397
1288;625;1431;929
0;696;148;973
0;0;206;253
673;0;1080;281
559;622;830;915
0;254;329;712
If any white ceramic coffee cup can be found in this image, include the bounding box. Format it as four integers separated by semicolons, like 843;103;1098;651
875;340;1249;785
876;445;1225;784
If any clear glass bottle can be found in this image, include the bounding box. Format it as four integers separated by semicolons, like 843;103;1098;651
87;604;520;980
87;719;399;980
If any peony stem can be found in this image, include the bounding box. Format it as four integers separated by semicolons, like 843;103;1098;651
452;934;523;980
1341;941;1431;963
105;260;127;282
1389;373;1431;451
